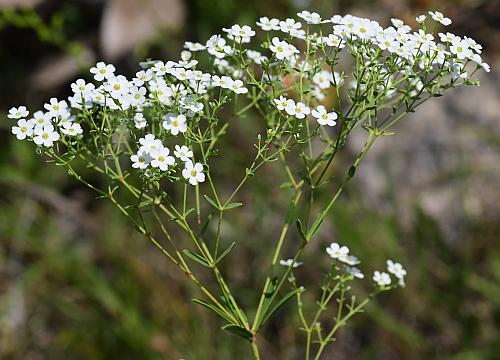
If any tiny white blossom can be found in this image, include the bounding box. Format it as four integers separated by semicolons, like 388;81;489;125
429;11;452;26
274;96;289;111
151;147;175;171
71;79;95;96
230;79;248;94
279;18;302;34
131;149;152;169
256;17;280;31
11;119;33;140
387;260;407;287
134;113;147;129
416;15;426;24
162;113;187;135
344;266;364;279
90;62;116;81
174;145;193;162
182;161;205;185
269;37;298;60
326;242;349;262
279;259;302;268
33;124;60;147
312;105;337;126
139;134;163;155
297;11;322;24
8;106;29;119
44;98;69;118
60;122;83;136
373;271;392;287
29;111;52;128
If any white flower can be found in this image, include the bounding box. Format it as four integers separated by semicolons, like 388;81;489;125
60;122;83;136
326;242;349;262
322;34;344;48
256;17;280;31
182;161;205;185
343;255;360;266
312;105;337;126
8;106;29;119
12;119;33;140
139;134;163;155
279;18;302;34
151;147;175;171
269;37;298;60
416;15;426;23
171;67;193;81
90;62;116;81
33;124;60;147
344;266;364;279
44;98;69;118
373;271;391;287
223;24;255;43
212;75;234;89
279;259;302;268
133;69;154;86
184;41;206;51
274;96;289;111
174;145;193;162
29;111;52;128
230;79;248;94
297;11;322;24
206;35;232;59
162;113;187;135
386;260;407;287
312;70;334;89
134;113;147;129
450;39;473;60
71;79;95;96
290;101;310;119
247;50;267;64
131;149;152;169
152;61;176;76
429;11;451;26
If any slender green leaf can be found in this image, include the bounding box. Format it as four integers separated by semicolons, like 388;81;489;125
203;194;220;209
183;249;211;267
224;202;243;210
215;241;236;264
193;299;235;323
222;324;253;340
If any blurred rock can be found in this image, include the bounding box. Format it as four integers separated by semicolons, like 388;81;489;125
0;0;44;8
354;61;500;243
100;0;185;60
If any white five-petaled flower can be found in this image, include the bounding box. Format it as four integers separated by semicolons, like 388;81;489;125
134;113;147;129
326;242;349;262
230;79;248;94
429;11;452;26
223;24;255;43
33;124;60;147
61;122;83;136
386;260;407;287
279;18;302;34
416;15;426;23
71;79;95;96
297;11;322;24
373;271;392;287
151;147;175;171
269;37;298;60
285;100;310;119
138;134;163;155
131;149;152;169
29;111;52;128
279;259;302;268
44;98;69;118
344;266;364;279
174;145;193;162
312;105;338;126
274;96;289;111
256;17;280;31
8;106;29;119
162;113;187;135
182;161;205;185
90;62;116;81
11;119;34;140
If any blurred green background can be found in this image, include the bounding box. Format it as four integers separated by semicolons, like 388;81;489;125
1;0;499;359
